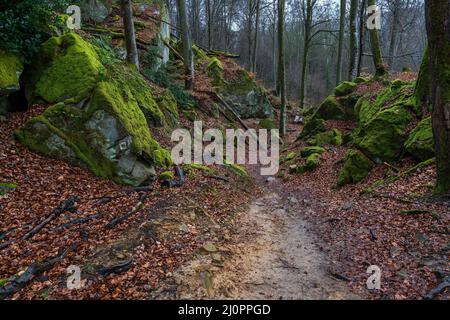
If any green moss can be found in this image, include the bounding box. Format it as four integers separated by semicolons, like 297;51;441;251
405;117;434;161
223;69;256;95
35;33;104;103
281;152;297;164
300;146;326;158
185;163;214;173
183;110;198;122
298;117;326;139
337;149;375;187
308;129;343;147
313;95;346;120
354;76;369;84
0;51;23;91
335;81;357;97
159;171;175;181
207;57;224;86
357;103;413;162
259;118;276;129
0;182;17;196
304;153;321;170
224;161;250;178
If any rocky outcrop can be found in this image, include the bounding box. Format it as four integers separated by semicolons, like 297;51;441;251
16;33;176;186
80;0;113;24
405;117;434;161
0;51;23;115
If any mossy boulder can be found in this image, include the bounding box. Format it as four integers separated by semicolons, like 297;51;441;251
80;0;113;24
308;129;343;147
357;103;413;163
354;76;369;84
159;171;175;181
337;149;374;187
304;153;321;171
259;118;276;129
300;146;326;158
335;81;357;97
298;117;326;139
16;33;174;186
313;95;346;120
33;33;104;104
0;51;23;115
405;117;434;161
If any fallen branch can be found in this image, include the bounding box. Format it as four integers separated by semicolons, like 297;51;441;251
123;185;153;195
215;93;250;131
105;194;147;230
95;260;132;276
22;196;79;241
206;175;230;182
161;38;184;63
400;209;440;220
0;243;78;299
52;212;104;233
424;276;450;300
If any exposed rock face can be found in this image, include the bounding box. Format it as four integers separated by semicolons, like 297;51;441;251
16;33;176;186
0;51;23;115
80;0;112;24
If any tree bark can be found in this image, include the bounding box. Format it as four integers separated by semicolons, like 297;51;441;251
336;0;347;85
349;0;359;79
387;0;402;70
300;0;313;107
425;0;450;194
367;0;387;77
121;0;139;69
252;0;261;73
176;0;195;90
278;0;286;136
357;0;366;76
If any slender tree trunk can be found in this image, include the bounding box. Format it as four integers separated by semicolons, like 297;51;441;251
176;0;195;90
387;0;401;70
207;0;212;50
252;0;261;73
367;0;387;77
248;0;253;71
336;0;347;85
277;0;286;137
121;0;139;69
357;0;366;76
300;0;313;107
425;0;450;194
349;0;359;79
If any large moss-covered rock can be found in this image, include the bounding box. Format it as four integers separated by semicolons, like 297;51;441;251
335;81;357;97
32;33;104;104
298;117;326;139
313;95;346;120
357;103;413;163
337;149;374;187
405;117;434;161
0;51;23;115
300;146;326;158
308;129;343;147
16;33;174;186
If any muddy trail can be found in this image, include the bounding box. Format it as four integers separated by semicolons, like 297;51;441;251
152;167;359;300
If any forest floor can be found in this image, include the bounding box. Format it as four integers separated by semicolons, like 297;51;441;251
0;107;449;300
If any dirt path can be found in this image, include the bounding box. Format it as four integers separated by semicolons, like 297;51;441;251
157;173;359;300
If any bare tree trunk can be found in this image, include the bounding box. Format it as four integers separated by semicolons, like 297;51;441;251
252;0;261;73
425;0;450;194
336;0;347;85
277;0;286;137
248;0;253;71
206;0;212;50
387;0;401;70
176;0;195;90
300;0;313;107
357;0;366;76
121;0;139;69
367;0;387;77
349;0;359;79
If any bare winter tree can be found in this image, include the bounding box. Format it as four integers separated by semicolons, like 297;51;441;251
348;0;359;79
278;0;286;136
336;0;347;85
121;0;139;69
367;0;387;76
177;0;195;90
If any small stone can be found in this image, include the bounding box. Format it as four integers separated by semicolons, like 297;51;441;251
288;197;298;204
212;253;222;263
341;201;354;211
202;242;217;253
266;177;276;183
179;223;190;233
116;252;126;259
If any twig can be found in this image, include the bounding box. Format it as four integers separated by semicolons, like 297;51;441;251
52;212;104;232
105;194;147;230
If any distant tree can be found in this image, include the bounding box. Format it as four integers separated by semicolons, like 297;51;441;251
367;0;387;76
176;0;195;90
277;0;286;136
387;0;402;69
120;0;139;69
348;0;359;79
424;0;450;194
336;0;346;85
